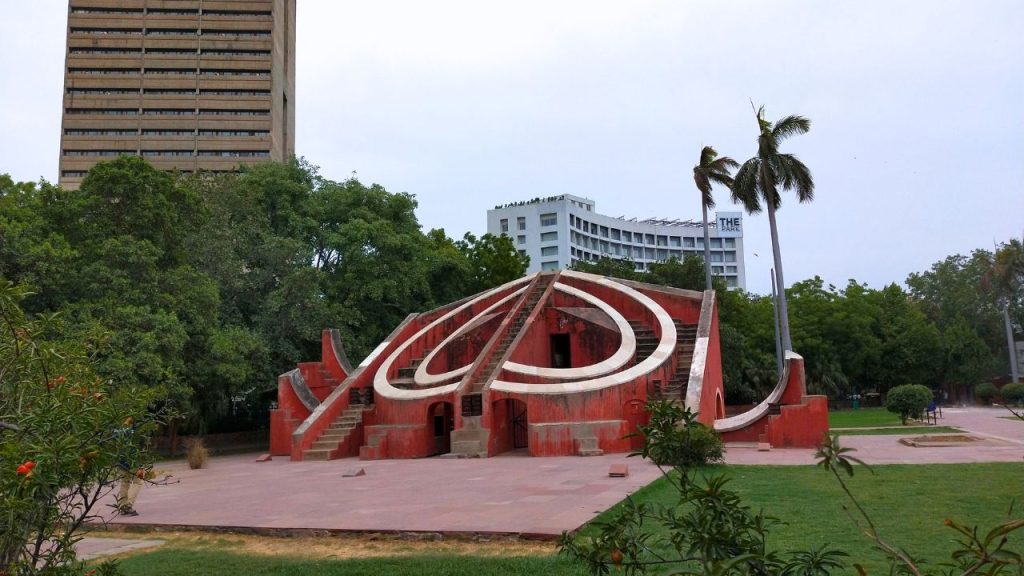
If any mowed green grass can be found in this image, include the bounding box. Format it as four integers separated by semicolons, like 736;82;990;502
116;550;586;576
837;426;962;436
829;407;904;428
583;463;1024;574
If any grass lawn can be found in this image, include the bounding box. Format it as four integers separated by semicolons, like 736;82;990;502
582;463;1024;574
111;534;585;576
829;406;905;428
836;426;962;436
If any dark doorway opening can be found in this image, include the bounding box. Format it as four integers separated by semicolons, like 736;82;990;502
550;333;571;368
509;399;528;449
624;399;647;451
428;402;454;455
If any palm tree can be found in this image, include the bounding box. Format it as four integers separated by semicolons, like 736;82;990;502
693;146;739;290
731;105;814;352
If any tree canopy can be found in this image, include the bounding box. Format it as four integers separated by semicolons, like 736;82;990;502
0;158;527;433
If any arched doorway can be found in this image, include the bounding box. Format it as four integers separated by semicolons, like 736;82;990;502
716;392;726;420
428;402;454;455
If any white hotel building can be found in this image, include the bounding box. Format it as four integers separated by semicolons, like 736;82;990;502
487;194;746;289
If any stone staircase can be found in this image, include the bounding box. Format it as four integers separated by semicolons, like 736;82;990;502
302;404;368;461
391;349;432;389
629;320;658;364
469;273;555;395
441;428;489;459
447;274;555;458
662;321;699;401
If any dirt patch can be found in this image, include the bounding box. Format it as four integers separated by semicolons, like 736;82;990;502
86;531;560;560
898;434;1011;447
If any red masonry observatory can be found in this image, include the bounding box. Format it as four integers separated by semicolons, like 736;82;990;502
269;271;827;461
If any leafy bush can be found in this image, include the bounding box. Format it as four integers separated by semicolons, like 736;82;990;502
885;384;933;424
999;382;1024;406
975;382;999;405
634;400;723;468
0;282;163;575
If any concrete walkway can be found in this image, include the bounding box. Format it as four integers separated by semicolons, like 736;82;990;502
78;407;1023;559
725;406;1024;465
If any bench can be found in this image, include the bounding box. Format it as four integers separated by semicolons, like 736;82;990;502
923;402;941;425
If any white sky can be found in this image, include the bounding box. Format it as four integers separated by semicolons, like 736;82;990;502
2;1;1022;294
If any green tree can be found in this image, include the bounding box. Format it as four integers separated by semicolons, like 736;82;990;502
455;232;530;294
731;105;814;353
692;146;738;289
871;284;943;395
570;256;642;281
647;254;707;291
907;251;1004;373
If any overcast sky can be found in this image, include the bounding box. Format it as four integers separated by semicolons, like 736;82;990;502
2;1;1022;295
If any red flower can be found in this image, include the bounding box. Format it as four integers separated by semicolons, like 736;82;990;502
16;461;35;475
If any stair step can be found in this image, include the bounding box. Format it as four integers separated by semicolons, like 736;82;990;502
312;440;343;450
451;440;483;453
303;449;332;461
578;449;604;457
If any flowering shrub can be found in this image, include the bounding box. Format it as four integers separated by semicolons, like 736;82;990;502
0;282;162;575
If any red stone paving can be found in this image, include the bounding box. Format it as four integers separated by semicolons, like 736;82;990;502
96;407;1022;541
99;451;665;537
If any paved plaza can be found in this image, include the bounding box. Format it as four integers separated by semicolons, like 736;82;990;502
80;407;1023;558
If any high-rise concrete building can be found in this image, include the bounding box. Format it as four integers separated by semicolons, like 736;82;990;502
487;194;746;289
58;0;296;189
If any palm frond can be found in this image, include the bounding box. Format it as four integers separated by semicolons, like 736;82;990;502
706;156;737;196
731;159;762;214
710;156;740;173
776;154;815;202
758;160;780;210
699;145;718;166
692;169;714;208
772;115;811;142
694;146;738;209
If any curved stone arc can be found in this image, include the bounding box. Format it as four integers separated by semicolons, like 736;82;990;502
490;271;677;394
713;350;801;433
374;276;533;400
501;282;635;380
412;288;529;386
684;290;715;412
287;368;320;412
327;328;354;373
